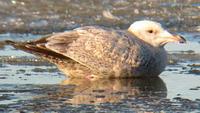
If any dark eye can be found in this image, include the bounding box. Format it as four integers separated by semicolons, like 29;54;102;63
147;30;153;33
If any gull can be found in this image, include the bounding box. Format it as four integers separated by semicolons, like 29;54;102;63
4;20;186;78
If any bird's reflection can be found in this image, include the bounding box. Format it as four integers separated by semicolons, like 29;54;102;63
57;77;167;105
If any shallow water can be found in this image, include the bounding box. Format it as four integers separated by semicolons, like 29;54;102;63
0;0;200;112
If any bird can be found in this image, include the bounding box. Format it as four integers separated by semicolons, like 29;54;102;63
3;20;186;79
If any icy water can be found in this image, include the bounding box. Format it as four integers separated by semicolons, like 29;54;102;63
0;0;200;112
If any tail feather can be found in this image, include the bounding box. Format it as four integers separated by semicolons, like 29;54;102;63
3;40;27;50
2;40;68;64
4;40;17;45
3;40;39;54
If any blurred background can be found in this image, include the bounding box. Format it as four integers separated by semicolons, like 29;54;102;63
0;0;199;34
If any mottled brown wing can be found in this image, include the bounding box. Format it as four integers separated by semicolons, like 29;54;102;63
45;26;139;75
27;31;79;51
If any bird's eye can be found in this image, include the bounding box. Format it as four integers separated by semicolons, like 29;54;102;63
147;30;153;33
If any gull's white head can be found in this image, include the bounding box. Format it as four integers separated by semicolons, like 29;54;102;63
128;20;186;47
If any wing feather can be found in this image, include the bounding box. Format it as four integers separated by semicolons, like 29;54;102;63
45;26;139;75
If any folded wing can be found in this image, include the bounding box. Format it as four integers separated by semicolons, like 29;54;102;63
45;26;139;75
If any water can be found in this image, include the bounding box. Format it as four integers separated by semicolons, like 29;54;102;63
0;0;200;112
